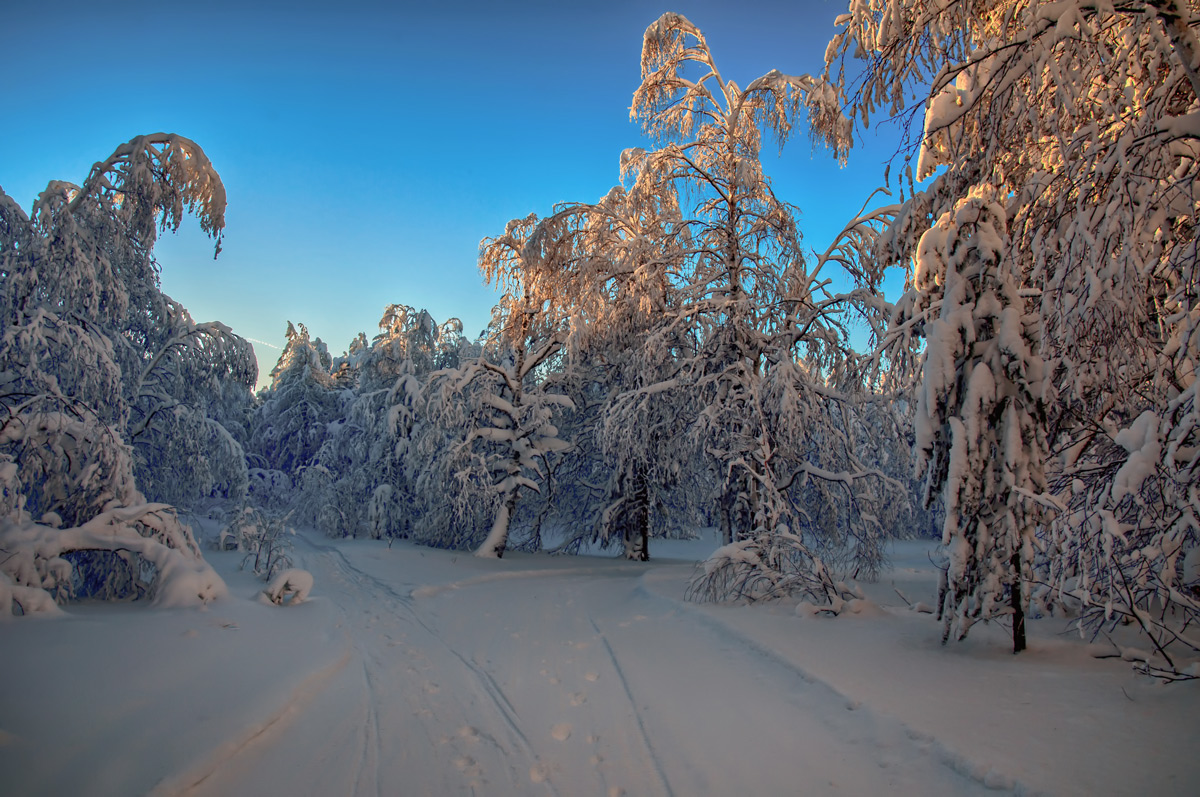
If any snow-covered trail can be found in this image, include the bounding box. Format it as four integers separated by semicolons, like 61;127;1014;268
5;532;1195;796
176;533;988;797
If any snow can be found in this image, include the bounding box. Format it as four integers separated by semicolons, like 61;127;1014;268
1158;110;1200;140
1;530;1196;796
263;568;313;605
1111;410;1163;504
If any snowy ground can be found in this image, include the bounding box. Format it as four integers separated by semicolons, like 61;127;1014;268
2;528;1197;796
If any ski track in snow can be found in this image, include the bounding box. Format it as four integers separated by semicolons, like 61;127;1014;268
5;534;1196;796
162;532;1007;797
152;647;355;797
587;617;675;797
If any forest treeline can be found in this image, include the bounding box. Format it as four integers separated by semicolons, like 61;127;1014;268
3;3;1198;677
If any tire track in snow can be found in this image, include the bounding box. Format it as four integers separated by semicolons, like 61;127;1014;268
291;535;997;795
443;648;559;795
312;543;539;785
635;570;1026;794
295;535;389;796
297;535;416;610
456;655;532;750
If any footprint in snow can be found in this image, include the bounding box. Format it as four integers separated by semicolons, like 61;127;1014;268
529;763;550;784
551;723;572;742
584;672;599;682
569;692;587;706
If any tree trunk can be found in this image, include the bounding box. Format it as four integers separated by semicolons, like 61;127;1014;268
476;488;519;559
1011;550;1026;654
718;488;734;545
624;465;650;561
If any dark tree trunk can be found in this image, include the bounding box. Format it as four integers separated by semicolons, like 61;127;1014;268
718;489;734;546
1011;550;1026;654
624;465;650;561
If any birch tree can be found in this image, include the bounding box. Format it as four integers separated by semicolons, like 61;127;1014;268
627;14;899;599
410;216;573;558
522;183;698;559
1;133;241;612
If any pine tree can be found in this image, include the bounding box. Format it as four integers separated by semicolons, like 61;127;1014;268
250;321;342;477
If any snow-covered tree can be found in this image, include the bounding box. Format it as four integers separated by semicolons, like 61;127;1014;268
411;216;573;558
299;306;469;539
221;505;294;581
624;14;899;597
814;0;1200;665
129;304;256;508
357;304;438;392
914;191;1051;652
0;133;243;612
249;321;342;477
525;183;700;559
468;218;576;558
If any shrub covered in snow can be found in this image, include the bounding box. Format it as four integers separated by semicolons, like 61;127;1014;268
263;568;313;606
0;503;227;616
221;506;294;582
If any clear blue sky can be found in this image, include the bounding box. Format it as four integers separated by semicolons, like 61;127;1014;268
3;0;907;388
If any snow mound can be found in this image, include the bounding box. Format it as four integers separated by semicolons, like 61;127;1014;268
263;569;313;606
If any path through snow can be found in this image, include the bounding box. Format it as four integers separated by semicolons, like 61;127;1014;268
173;533;989;796
2;530;1196;795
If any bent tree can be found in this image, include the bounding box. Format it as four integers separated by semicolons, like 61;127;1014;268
1;134;250;613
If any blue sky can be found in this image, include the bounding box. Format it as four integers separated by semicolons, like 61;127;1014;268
3;0;909;388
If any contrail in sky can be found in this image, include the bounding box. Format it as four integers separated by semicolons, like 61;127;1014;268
245;337;282;350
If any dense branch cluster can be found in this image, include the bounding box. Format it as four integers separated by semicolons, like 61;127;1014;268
811;0;1200;667
1;134;253;613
